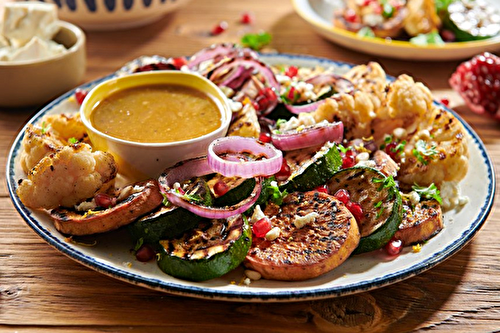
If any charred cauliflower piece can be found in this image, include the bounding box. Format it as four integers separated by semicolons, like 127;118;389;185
17;143;118;209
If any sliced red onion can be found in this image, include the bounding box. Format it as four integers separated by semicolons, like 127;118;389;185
284;99;327;115
219;65;255;90
271;121;344;151
305;73;355;95
187;43;258;71
207;136;283;178
158;156;263;219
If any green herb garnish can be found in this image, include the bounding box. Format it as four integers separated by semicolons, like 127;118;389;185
266;181;288;206
409;32;445;46
68;137;78;144
241;32;272;51
412;140;438;165
372;175;397;199
357;27;375;38
133;238;144;251
412;183;442;204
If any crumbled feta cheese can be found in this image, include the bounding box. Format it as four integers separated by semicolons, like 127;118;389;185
243;278;251;286
265;227;281;241
440;181;468;211
393;127;407;139
74;199;97;211
276;74;291;84
356;152;370;162
250;205;266;224
356;160;377;168
228;99;243;112
408;191;420;206
293;212;319;229
244;269;262;281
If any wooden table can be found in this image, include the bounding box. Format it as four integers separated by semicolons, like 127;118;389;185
1;0;499;331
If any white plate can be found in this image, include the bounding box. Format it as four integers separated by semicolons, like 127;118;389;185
6;54;495;302
292;0;500;61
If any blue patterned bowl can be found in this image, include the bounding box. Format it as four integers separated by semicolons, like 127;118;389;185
33;0;191;30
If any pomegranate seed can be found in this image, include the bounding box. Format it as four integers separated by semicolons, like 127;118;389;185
253;217;272;238
385;142;398;159
440;29;456;42
94;193;116;208
287;86;297;101
240;12;254;24
213;180;230;197
341;154;356;168
259;131;272;143
315;185;329;194
136;244;156;262
284;66;298;78
211;21;228;36
275;158;291;181
334;189;350;204
344;9;359;23
385;237;403;256
171;57;187;69
346;201;364;222
440;98;450;107
255;87;277;112
74;88;88;105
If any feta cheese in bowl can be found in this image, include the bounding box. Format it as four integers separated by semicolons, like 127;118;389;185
0;1;86;107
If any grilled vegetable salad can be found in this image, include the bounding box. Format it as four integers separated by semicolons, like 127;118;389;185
17;44;469;282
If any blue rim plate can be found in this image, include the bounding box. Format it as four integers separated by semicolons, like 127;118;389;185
6;53;495;302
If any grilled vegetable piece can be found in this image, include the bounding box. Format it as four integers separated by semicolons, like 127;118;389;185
395;198;443;245
157;214;251;282
326;166;403;254
129;178;212;245
443;0;500;41
51;180;163;236
279;141;342;192
227;103;260;138
244;191;360;281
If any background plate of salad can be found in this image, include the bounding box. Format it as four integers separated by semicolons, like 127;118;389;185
292;0;500;61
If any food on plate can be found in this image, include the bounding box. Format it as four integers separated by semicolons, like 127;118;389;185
245;191;360;281
443;0;500;41
15;44;471;283
51;180;163;236
0;2;67;62
333;0;408;38
90;83;223;143
332;0;500;44
16;143;117;209
395;198;443;245
450;52;500;119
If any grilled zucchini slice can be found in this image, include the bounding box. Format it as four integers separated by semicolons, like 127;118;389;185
157;215;251;282
327;166;403;254
279;141;342;192
128;178;212;246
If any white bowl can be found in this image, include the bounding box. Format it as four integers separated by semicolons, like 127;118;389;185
41;0;191;30
0;21;86;107
80;71;232;181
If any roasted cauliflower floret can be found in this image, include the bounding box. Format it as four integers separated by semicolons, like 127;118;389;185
16;143;118;209
398;106;469;186
19;124;66;174
41;112;88;143
404;0;441;36
343;62;388;111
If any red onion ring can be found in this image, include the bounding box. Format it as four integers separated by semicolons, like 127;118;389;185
158;156;263;219
284;99;327;115
208;137;283;178
271;122;344;151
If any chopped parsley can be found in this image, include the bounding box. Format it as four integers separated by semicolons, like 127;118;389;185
412;140;438;165
41;121;49;135
68;137;78;144
372;175;398;199
412;183;442;204
267;181;288;206
374;200;385;218
134;238;144;251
